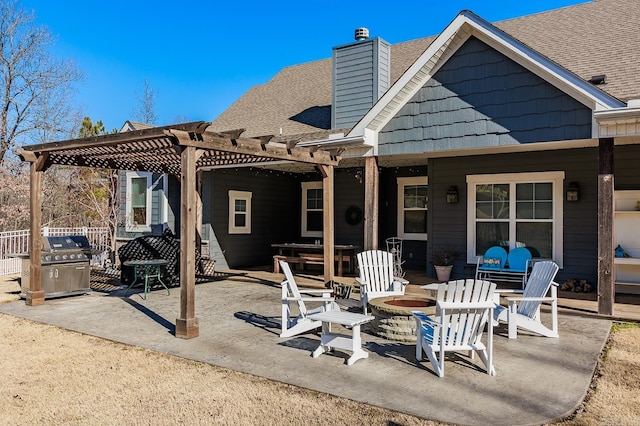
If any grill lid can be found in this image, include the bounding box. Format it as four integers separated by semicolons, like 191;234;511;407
42;236;89;253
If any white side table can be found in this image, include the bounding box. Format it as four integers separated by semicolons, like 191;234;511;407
307;311;374;365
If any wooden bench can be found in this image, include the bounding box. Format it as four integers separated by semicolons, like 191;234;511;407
273;254;323;273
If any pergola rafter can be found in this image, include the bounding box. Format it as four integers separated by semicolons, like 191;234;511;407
17;120;341;339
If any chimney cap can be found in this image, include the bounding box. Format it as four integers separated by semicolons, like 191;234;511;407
354;27;369;41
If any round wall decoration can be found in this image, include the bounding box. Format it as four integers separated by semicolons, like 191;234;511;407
345;205;363;226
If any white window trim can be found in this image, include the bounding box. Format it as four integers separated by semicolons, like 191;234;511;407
228;190;252;234
397;176;428;241
301;181;323;238
125;171;153;233
466;171;564;267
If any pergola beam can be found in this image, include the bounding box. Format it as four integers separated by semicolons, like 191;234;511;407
169;130;340;167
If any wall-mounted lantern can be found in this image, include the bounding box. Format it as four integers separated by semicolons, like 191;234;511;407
446;186;459;204
566;182;580;202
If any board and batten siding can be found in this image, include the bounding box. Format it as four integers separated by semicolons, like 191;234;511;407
332;37;391;129
379;36;593;156
427;148;601;284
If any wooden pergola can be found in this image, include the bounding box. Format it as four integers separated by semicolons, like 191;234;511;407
17;121;341;338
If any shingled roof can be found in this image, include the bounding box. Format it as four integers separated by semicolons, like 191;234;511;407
210;0;639;139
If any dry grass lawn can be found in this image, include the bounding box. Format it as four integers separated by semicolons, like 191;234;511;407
0;275;638;425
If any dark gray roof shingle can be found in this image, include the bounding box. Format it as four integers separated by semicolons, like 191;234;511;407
211;0;638;138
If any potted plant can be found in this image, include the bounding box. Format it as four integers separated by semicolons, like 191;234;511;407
431;247;459;282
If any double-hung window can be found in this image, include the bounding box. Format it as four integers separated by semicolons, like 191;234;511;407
125;171;152;232
397;177;428;241
466;171;564;266
228;190;252;234
301;182;323;238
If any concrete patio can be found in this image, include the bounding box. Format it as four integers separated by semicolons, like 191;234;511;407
0;270;615;425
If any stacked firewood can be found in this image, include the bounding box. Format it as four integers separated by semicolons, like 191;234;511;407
559;278;593;293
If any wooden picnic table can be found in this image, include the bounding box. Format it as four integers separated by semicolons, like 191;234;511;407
271;243;359;276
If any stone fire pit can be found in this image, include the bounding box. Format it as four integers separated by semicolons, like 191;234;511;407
368;295;436;342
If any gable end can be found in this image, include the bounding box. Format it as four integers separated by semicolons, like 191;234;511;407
379;37;593;154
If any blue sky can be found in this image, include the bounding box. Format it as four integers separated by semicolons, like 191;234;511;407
21;0;587;132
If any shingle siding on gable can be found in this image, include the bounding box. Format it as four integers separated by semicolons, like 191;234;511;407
379;37;593;155
332;38;390;129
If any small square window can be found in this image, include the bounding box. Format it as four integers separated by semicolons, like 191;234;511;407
229;190;252;234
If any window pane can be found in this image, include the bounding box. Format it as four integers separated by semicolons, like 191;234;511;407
535;202;553;219
235;199;246;213
535;183;553;200
404;210;427;233
516;183;533;200
131;177;147;207
132;207;146;225
516;182;553;219
404;185;428;209
516;201;534;219
307;188;322;210
494;200;509;219
234;213;246;227
476;184;509;219
517;222;552;258
476;222;509;254
476;202;493;219
307;211;322;232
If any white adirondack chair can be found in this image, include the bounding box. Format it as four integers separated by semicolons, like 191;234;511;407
493;261;560;339
356;250;409;314
412;279;497;377
279;260;340;338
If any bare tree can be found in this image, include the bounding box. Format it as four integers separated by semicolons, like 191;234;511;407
132;78;158;125
71;117;119;257
0;0;83;163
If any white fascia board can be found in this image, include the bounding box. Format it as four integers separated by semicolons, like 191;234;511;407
594;107;640;123
594;107;640;138
349;10;625;141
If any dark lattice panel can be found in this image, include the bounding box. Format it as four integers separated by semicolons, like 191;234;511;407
118;232;202;286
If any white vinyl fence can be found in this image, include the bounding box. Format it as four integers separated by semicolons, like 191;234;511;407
0;227;111;276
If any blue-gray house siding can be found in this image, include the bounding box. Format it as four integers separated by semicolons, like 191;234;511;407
116;171;178;239
379;36;593;155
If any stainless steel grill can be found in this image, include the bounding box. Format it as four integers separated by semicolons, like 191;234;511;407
20;236;91;299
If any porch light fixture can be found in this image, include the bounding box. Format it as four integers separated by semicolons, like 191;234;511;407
566;182;580;202
446;186;459;204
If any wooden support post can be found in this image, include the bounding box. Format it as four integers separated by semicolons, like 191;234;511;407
26;161;44;306
319;165;335;287
176;146;199;338
196;170;204;264
364;156;379;251
597;137;615;316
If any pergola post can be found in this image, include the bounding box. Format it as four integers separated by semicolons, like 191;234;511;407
597;137;615;315
176;146;199;338
319;164;335;287
26;160;45;306
364;156;379;251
